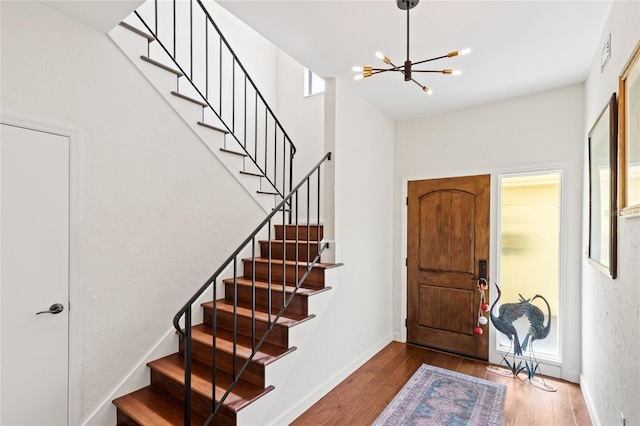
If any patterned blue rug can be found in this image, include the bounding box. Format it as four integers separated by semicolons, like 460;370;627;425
373;364;506;426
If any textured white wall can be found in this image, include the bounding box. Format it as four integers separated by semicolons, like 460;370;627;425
582;2;640;425
0;1;268;421
393;84;585;381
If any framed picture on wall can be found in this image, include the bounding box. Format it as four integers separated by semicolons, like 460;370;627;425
619;40;640;216
588;93;617;278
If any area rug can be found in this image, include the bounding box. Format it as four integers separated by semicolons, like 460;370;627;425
372;364;506;426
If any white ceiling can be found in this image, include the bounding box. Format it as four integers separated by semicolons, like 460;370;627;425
217;0;613;121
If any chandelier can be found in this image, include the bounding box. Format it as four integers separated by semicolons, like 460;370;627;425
352;0;470;94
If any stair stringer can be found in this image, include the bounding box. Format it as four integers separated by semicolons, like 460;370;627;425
108;20;281;215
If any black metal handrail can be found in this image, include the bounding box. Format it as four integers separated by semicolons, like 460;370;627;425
133;0;296;200
173;152;331;425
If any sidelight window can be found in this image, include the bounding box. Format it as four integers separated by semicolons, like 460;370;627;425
497;171;561;360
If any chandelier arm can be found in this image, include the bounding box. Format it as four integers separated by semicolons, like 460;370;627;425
411;55;450;67
411;70;450;73
411;78;425;90
371;68;399;72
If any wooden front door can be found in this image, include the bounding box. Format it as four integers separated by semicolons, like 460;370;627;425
407;175;490;360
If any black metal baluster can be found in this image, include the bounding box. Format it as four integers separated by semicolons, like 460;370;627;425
211;274;217;417
184;310;192;426
154;0;158;38
282;203;286;308
205;17;208;100
189;0;193;80
307;178;311;271
289;143;295;224
232;257;238;381
243;77;247;148
251;237;256;351
254;93;258;160
274;125;278;194
219;37;222;116
173;0;176;58
232;59;236;133
317;167;321;256
295;190;299;284
268;223;272;326
264;110;268;180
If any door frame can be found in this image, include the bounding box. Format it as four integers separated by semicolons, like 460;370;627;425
399;169;499;363
0;114;81;425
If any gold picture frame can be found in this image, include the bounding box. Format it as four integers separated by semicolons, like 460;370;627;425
619;40;640;216
588;93;617;278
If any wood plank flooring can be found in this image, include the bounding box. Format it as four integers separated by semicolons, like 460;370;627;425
292;341;591;426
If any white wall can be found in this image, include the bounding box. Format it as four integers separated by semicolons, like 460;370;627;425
393;84;585;382
0;1;267;421
259;78;395;423
276;51;324;182
581;2;640;425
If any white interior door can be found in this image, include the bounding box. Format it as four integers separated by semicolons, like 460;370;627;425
0;124;70;425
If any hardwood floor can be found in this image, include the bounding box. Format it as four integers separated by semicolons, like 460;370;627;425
291;341;591;426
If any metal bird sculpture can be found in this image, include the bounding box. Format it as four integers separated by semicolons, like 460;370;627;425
520;294;552;352
490;283;528;356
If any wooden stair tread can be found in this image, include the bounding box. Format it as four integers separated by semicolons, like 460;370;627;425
190;324;294;366
148;353;273;413
202;300;313;326
221;277;324;296
248;257;343;269
113;386;208;425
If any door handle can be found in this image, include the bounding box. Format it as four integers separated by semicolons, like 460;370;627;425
478;260;487;281
36;303;64;315
470;260;488;282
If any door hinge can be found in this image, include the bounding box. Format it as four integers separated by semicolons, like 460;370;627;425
405;318;408;327
405;257;408;266
406;197;408;206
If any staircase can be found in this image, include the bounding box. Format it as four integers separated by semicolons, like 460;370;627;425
107;3;338;423
111;0;297;214
113;223;340;425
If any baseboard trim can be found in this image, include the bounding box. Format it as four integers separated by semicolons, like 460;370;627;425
267;333;394;425
580;373;601;426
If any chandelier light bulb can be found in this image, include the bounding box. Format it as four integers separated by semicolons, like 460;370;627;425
452;70;462;76
459;48;471;55
375;51;385;60
423;86;432;95
354;74;364;81
352;66;363;72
